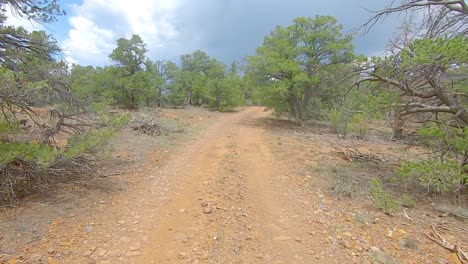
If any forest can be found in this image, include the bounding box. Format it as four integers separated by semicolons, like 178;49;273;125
0;0;467;263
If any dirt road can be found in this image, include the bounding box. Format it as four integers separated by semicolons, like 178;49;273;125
4;107;464;264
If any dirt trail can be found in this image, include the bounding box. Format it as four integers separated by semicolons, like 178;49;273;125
5;106;463;263
136;107;307;263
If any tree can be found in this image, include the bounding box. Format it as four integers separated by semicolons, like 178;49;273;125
247;16;354;122
109;34;147;75
357;0;468;195
0;0;65;63
108;34;150;108
364;0;468;37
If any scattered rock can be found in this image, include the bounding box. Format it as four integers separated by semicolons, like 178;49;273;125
178;209;186;213
83;250;93;257
203;207;213;214
370;246;401;264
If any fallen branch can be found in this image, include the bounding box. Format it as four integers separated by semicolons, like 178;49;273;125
424;225;468;263
334;148;385;164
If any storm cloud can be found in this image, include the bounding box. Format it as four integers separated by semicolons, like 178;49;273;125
55;0;403;66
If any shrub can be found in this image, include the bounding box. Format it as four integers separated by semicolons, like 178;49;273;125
349;114;369;138
398;159;467;194
370;178;399;213
328;108;349;135
401;193;416;208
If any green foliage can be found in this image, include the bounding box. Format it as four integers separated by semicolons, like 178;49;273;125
0;142;57;168
349;114;369;138
402;194;416;208
370;179;399;213
64;128;115;159
247;16;354;122
398;159;467;193
328;108;349;134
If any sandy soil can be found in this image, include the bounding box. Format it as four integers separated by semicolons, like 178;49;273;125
1;107;466;264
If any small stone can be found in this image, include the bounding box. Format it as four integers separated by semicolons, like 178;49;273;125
247;225;253;230
126;251;142;257
83;250;93;257
96;248;106;257
201;202;209;207
245;236;254;241
255;254;263;259
99;200;106;204
178;252;186;259
203;207;213;214
294;237;302;243
200;253;209;260
84;225;93;233
29;254;43;262
118;220;126;224
339;240;351;249
178;209;186;213
129;243;141;251
47;246;56;255
107;250;122;257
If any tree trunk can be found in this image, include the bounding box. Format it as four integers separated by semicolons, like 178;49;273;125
392;109;404;140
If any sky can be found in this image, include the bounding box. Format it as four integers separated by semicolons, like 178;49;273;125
6;0;403;67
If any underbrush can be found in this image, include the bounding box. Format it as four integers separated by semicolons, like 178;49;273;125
0;108;129;204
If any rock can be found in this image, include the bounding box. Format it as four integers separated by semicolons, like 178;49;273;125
118;220;126;224
47;246;56;255
83;250;93;257
96;248;107;257
338;240;350;249
203;207;213;214
107;250;122;257
245;236;254;241
200;253;209;260
370;247;401;264
129;243;141;251
178;252;186;259
247;225;253;230
255;254;263;259
29;254;43;262
273;235;292;241
84;225;93;233
178;209;186;213
99;200;106;204
126;251;142;257
201;202;209;207
294;237;302;243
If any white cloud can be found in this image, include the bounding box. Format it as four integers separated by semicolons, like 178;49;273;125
62;0;181;66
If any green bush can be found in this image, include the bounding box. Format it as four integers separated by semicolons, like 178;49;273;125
349;114;369;138
328;108;349;135
0;142;58;168
370;178;399;213
398;159;467;193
